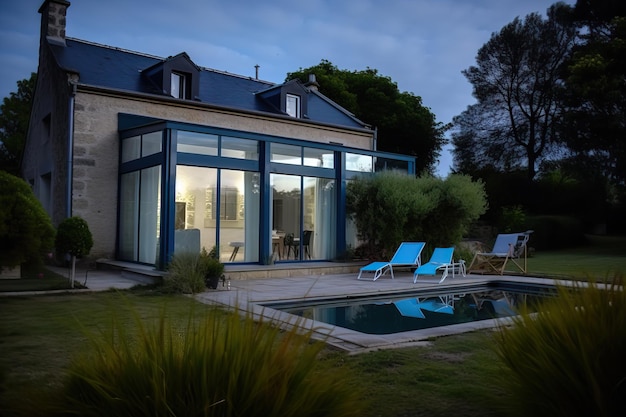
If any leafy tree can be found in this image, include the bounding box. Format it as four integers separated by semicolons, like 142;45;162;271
560;2;626;186
452;4;578;181
0;171;55;270
287;61;448;175
0;73;36;175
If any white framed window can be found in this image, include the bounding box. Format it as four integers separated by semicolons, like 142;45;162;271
286;94;301;118
171;72;187;99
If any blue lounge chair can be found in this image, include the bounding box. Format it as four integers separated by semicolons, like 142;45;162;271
357;242;425;281
413;247;455;284
468;231;532;275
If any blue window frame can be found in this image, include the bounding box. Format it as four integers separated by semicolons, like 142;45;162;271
118;115;415;269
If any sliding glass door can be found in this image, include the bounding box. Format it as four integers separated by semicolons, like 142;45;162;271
270;174;336;261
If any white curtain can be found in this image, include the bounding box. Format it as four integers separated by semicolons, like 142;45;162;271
314;178;336;260
138;166;160;264
244;171;260;262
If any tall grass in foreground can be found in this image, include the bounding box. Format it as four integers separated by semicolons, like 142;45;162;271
43;302;362;417
493;276;626;417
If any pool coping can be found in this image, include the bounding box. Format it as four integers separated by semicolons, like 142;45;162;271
194;272;569;353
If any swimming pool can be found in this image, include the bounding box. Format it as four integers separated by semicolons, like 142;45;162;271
265;281;556;335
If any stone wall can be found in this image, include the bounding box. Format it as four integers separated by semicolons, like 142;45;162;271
71;89;374;260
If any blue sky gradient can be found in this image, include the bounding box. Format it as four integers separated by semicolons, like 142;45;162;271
0;0;573;175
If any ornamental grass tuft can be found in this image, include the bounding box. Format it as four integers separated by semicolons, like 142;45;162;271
493;275;626;417
49;300;362;417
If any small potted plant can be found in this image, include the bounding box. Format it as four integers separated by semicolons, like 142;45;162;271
201;247;225;289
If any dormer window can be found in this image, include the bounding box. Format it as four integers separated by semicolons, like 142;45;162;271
171;72;188;99
143;52;200;100
286;94;301;118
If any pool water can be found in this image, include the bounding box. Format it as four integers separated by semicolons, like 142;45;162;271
267;283;555;335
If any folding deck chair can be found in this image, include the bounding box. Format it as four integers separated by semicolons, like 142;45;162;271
468;231;532;275
357;242;425;281
413;247;463;284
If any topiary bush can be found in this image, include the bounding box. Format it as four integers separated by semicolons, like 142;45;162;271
493;277;626;417
55;216;94;260
0;171;55;271
53;303;363;417
55;216;93;287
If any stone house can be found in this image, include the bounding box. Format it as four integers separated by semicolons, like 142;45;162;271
22;0;415;269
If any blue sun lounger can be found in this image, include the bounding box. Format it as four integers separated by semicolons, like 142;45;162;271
413;247;456;284
357;242;425;281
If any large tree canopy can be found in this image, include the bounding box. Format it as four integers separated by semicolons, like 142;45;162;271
452;4;578;181
287;60;448;175
0;73;36;175
560;1;626;185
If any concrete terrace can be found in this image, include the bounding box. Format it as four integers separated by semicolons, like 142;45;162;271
5;261;558;354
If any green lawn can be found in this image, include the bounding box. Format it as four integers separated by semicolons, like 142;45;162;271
527;234;626;279
1;236;624;416
0;290;512;417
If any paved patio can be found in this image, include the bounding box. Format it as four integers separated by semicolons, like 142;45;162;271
195;269;558;353
3;261;558;354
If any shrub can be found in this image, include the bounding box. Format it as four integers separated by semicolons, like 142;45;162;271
55;216;93;287
524;215;587;250
346;172;487;256
499;205;526;233
54;303;363;417
0;171;55;270
163;251;206;294
55;216;94;259
493;278;626;417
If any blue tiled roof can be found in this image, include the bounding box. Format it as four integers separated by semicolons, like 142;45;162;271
49;38;368;129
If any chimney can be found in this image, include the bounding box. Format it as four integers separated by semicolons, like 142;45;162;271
39;0;71;46
305;74;320;91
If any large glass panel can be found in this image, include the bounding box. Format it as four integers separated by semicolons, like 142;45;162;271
270;143;302;165
177;131;218;155
138;166;161;264
375;157;409;172
346;153;373;172
142;131;162;156
304;147;334;168
271;174;301;260
269;174;335;261
305;177;336;260
121;136;140;163
221;136;259;160
345;179;361;255
175;166;217;256
218;170;260;263
118;171;139;259
118;167;161;265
